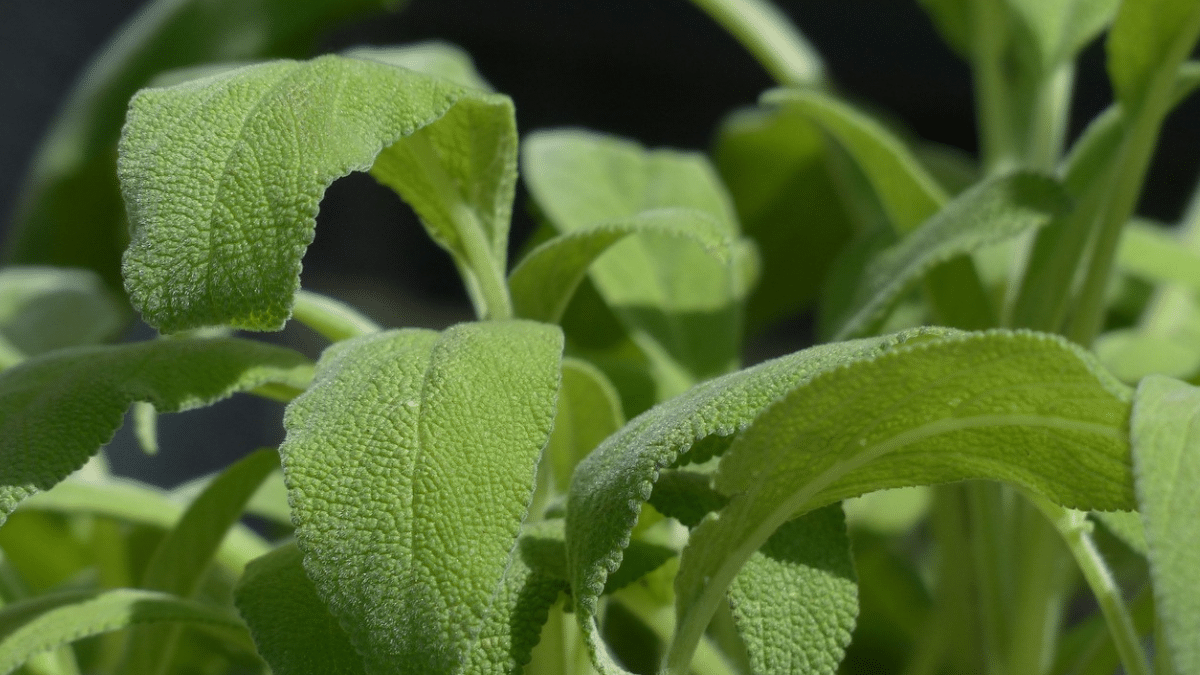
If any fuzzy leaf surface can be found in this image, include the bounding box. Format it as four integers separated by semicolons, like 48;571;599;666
0;338;311;525
1131;375;1200;674
120;54;515;331
279;321;562;675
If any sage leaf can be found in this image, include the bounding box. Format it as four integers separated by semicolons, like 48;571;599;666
120;53;516;331
1107;0;1200;112
1006;0;1120;67
0;588;251;675
1131;375;1200;674
829;173;1068;340
345;42;492;91
667;330;1133;672
279;321;562;675
0;338;312;525
0;267;125;367
235;543;367;675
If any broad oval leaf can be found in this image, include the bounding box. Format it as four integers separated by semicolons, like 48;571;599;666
1131;375;1200;674
279;320;563;675
667;330;1132;670
0;338;312;525
120;53;516;332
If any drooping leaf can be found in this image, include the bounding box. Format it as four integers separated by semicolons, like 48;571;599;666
0;338;312;525
279;321;562;675
0;588;252;675
828;173;1067;340
666;330;1132;671
1131;375;1200;674
1107;0;1200;111
120;53;517;332
6;0;402;289
235;543;367;675
0;266;126;365
522;129;746;398
727;505;857;675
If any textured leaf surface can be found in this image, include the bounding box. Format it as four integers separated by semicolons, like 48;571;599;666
0;588;250;675
0;338;311;525
235;543;367;675
727;505;856;675
280;321;562;675
1131;375;1200;674
566;327;955;673
120;54;515;331
522;129;745;395
829;173;1067;339
667;331;1133;671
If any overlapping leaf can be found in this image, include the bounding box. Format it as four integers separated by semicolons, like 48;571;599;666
0;266;125;365
120;53;516;331
279;321;562;675
0;338;312;525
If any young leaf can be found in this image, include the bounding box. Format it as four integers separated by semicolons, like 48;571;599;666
0;338;312;525
828;173;1068;340
566;327;956;673
727;505;857;675
0;266;126;364
1130;375;1200;674
0;588;252;675
666;330;1133;672
509;208;732;325
537;358;625;508
279;321;562;675
1006;0;1120;66
1107;0;1200;112
120;53;517;332
234;543;367;675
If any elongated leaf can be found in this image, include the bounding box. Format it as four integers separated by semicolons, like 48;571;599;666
1131;375;1200;674
7;0;401;289
235;543;367;675
0;267;125;363
0;338;311;525
566;327;956;673
727;505;857;675
510;209;732;324
686;0;826;87
666;331;1132;671
280;321;562;675
829;173;1067;339
522;130;745;396
1007;0;1120;66
0;588;251;675
120;53;516;332
1108;0;1200;111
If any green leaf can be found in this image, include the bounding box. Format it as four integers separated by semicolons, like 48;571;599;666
1007;0;1120;66
0;338;311;525
712;105;855;332
279;321;562;675
915;0;974;58
0;266;126;365
344;42;493;91
685;0;827;87
120;53;517;332
6;0;402;289
1107;0;1200;111
666;330;1133;672
509;209;732;325
1131;375;1200;674
234;543;367;675
727;505;857;675
522;130;746;396
1117;220;1200;291
0;588;251;675
828;173;1068;340
291;290;382;343
566;327;955;674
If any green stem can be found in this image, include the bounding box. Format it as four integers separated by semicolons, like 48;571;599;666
291;290;382;342
686;0;826;88
614;586;738;675
967;484;1008;675
1026;494;1152;675
1023;62;1075;174
971;0;1018;176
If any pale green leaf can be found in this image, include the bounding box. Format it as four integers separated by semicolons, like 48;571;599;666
120;53;516;331
1007;0;1120;66
1108;0;1200;110
0;588;251;675
0;266;125;363
667;330;1133;672
566;327;957;674
1093;510;1148;557
344;42;492;91
1131;375;1200;674
509;209;732;325
915;0;974;58
280;321;562;675
685;0;827;87
522;130;745;396
829;173;1067;340
234;543;367;675
1094;330;1200;384
1117;220;1200;291
727;505;856;675
0;338;312;525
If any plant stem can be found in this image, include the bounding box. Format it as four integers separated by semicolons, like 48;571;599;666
686;0;826;88
615;585;738;675
1026;494;1152;675
966;484;1008;675
971;0;1017;176
291;290;381;342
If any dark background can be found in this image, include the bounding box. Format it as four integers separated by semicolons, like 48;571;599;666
2;0;1198;486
